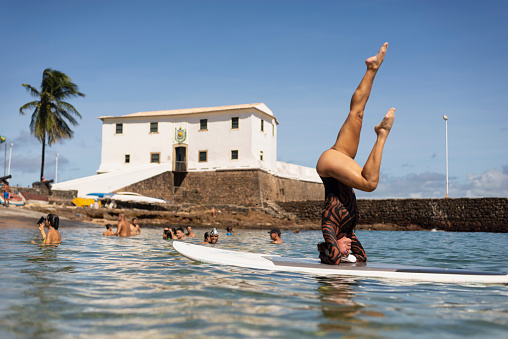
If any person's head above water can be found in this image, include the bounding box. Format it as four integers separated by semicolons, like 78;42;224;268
47;214;60;230
175;227;185;239
268;228;281;236
105;224;113;230
209;228;219;244
268;228;282;243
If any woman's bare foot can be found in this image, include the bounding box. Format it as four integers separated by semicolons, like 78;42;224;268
375;108;395;137
366;42;388;70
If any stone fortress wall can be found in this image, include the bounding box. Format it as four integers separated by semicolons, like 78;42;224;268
120;169;324;206
277;198;508;232
120;169;507;232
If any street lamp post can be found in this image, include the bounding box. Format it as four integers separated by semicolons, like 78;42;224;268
55;153;59;183
443;115;449;198
8;143;13;176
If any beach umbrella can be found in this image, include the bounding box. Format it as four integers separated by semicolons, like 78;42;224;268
0;136;5;144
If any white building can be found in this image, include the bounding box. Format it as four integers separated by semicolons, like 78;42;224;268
53;103;320;198
98;103;279;175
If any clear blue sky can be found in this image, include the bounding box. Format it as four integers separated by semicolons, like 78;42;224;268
1;0;507;198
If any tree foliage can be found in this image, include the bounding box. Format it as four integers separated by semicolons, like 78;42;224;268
19;68;85;181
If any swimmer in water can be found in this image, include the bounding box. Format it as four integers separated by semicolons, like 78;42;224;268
175;227;186;240
114;213;131;237
268;228;283;244
209;228;219;244
316;42;395;265
186;226;195;237
130;218;140;235
200;232;211;244
32;214;62;245
103;224;115;236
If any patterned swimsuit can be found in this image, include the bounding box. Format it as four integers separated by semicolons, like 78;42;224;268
319;176;367;264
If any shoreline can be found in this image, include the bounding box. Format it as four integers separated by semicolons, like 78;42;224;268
0;204;426;231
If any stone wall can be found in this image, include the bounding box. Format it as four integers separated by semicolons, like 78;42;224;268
120;171;174;201
118;169;324;206
277;198;508;232
15;186;77;200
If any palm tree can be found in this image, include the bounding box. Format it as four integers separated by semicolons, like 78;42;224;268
19;68;85;182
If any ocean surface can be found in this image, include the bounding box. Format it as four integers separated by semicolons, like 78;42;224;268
1;217;507;339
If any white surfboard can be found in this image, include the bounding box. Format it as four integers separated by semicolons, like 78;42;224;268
172;241;508;284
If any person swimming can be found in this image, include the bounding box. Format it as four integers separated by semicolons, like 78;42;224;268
209;228;219;244
103;224;115;236
268;228;283;244
200;232;211;244
32;214;62;245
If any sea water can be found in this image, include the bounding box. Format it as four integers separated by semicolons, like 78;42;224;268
0;217;507;338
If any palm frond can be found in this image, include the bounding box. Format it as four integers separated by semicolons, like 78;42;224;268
21;84;41;99
19;101;40;115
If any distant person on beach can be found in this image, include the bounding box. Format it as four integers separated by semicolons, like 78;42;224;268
316;42;395;265
209;228;219;244
2;181;10;207
268;228;283;244
114;213;131;237
130;218;140;235
211;207;216;217
200;232;211;244
175;227;186;240
186;226;195;237
103;224;115;236
31;214;62;245
226;226;234;236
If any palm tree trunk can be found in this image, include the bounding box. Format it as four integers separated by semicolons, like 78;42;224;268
40;133;45;181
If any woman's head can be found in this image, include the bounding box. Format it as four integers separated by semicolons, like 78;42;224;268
46;214;59;230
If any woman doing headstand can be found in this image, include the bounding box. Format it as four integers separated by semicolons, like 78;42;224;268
316;42;395;265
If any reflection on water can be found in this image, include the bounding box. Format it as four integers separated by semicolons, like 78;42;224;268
316;277;366;333
0;219;508;338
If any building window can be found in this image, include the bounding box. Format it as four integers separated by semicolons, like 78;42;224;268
150;122;158;133
260;119;264;132
260;151;264;161
272;124;274;136
199;150;208;162
150;152;160;163
200;119;208;130
125;154;130;163
231;117;239;129
116;123;123;134
231;150;238;160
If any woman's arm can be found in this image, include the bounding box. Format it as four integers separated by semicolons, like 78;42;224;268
38;224;47;242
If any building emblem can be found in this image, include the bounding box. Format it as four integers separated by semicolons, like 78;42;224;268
175;126;187;143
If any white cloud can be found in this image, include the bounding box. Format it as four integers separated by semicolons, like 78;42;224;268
462;166;508;197
356;166;508;199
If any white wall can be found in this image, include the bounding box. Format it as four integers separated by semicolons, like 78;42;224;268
53;163;173;197
276;161;321;183
98;110;279;174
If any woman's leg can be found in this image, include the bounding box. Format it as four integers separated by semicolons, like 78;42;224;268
350;232;367;262
316;42;394;192
332;42;388;159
